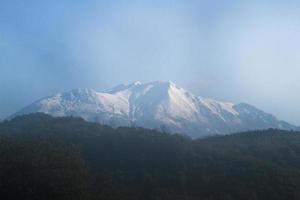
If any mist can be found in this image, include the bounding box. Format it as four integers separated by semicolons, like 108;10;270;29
0;0;299;125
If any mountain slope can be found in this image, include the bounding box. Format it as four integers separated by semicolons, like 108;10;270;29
10;81;296;137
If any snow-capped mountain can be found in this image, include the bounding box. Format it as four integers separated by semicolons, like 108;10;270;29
10;81;296;138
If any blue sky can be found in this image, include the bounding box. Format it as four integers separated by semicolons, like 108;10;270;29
1;0;300;125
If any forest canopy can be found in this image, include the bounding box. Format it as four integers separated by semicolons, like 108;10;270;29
0;113;300;200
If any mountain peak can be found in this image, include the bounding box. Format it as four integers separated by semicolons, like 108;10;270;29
9;81;297;138
132;81;142;86
70;88;96;94
149;80;176;87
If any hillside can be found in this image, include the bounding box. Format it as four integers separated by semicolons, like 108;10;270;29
1;113;300;200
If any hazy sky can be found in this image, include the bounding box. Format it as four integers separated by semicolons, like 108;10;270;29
1;0;300;125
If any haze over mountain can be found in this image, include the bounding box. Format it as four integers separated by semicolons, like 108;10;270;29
11;81;296;138
1;1;300;126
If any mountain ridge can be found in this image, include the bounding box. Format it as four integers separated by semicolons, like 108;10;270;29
10;81;297;137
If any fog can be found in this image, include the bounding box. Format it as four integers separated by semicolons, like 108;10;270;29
0;0;299;125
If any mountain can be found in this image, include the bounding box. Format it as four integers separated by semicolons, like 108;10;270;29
10;81;296;138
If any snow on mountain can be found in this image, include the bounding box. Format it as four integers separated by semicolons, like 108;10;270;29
10;81;297;138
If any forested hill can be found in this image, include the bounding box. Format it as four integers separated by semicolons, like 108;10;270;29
1;113;300;200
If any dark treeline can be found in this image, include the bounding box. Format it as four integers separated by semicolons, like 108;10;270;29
1;113;300;200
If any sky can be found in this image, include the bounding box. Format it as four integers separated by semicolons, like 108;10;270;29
0;0;300;125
